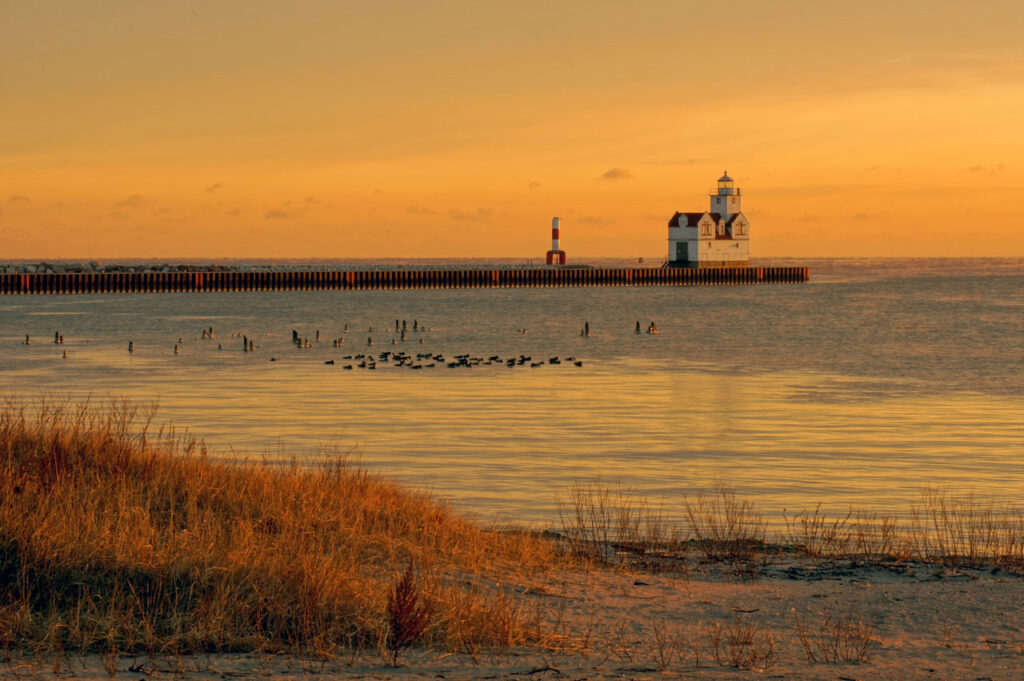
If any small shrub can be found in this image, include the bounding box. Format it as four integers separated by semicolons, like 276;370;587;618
908;487;1024;569
385;563;432;665
793;607;877;664
850;509;909;561
685;486;769;577
704;616;775;670
558;480;686;571
783;504;852;558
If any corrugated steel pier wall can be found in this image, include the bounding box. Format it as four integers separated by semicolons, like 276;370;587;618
0;266;808;295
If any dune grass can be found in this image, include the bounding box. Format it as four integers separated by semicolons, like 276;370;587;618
0;399;554;662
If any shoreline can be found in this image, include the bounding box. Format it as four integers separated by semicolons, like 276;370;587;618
3;401;1024;679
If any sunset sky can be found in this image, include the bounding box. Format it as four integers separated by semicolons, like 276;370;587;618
2;1;1022;259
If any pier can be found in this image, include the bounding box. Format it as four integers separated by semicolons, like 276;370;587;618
0;266;808;295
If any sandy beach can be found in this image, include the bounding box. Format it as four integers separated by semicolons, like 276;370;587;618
5;556;1022;680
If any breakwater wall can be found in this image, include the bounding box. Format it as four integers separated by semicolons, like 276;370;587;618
0;266;808;295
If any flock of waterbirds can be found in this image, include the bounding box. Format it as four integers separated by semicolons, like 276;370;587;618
267;318;591;370
25;318;664;368
320;350;584;370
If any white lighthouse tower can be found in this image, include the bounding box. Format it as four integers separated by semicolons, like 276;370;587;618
711;171;741;218
666;171;750;267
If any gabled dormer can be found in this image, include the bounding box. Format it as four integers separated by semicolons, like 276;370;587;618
727;213;749;239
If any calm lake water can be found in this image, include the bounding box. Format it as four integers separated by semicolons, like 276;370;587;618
2;257;1022;525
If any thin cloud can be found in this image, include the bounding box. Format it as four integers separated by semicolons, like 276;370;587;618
886;51;1024;89
599;168;632;181
406;205;436;216
264;209;294;219
204;183;223;194
967;164;1005;173
646;158;696;167
578;216;613;225
115;194;148;208
448;208;493;221
528;181;541;189
7;195;31;203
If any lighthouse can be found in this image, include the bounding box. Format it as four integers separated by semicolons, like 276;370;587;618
546;217;567;265
666;172;750;267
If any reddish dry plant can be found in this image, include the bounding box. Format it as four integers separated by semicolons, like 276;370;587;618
385;563;433;666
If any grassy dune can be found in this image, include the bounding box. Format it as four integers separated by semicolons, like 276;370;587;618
0;400;554;661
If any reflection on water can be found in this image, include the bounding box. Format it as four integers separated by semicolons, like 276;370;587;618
1;258;1022;524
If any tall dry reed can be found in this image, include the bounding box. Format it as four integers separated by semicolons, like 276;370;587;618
560;480;1024;573
557;479;686;570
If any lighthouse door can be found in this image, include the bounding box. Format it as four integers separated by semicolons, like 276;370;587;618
675;242;688;262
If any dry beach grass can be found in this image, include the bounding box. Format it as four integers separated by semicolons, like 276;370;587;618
0;399;552;666
3;399;1024;679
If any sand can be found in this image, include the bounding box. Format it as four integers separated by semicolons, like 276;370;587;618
4;557;1022;680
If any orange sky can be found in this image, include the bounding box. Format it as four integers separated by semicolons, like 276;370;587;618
2;1;1023;259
